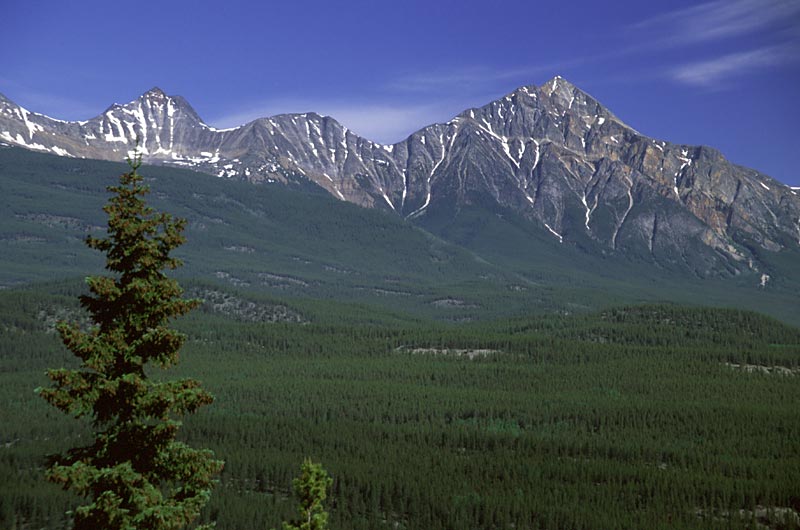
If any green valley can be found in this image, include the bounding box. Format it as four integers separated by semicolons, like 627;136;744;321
1;146;799;529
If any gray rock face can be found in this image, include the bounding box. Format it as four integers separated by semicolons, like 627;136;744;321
2;78;798;276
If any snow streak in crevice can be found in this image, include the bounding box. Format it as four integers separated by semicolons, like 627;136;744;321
613;176;634;250
407;128;455;219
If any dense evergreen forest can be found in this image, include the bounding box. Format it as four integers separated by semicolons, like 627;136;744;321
2;283;799;529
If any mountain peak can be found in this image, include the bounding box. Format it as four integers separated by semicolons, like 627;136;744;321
1;80;798;278
541;75;579;97
543;75;573;87
143;86;167;99
133;88;204;123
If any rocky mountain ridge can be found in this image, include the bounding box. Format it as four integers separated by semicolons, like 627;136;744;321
1;77;798;277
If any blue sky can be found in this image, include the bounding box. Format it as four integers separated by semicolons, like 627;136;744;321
2;0;799;185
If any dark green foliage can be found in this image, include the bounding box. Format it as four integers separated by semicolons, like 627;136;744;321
35;157;223;529
4;284;799;529
282;459;333;530
2;144;800;529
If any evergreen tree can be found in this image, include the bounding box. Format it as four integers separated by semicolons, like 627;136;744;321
37;154;223;530
282;459;333;530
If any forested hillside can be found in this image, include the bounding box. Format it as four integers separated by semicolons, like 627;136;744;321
2;145;799;326
2;284;798;529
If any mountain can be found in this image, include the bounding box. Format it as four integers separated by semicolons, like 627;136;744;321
2;77;799;277
2;145;799;326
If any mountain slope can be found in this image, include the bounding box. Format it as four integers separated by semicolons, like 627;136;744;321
1;78;798;278
0;145;540;321
1;145;798;325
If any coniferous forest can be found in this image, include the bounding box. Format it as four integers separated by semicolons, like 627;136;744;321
1;283;799;529
0;146;799;529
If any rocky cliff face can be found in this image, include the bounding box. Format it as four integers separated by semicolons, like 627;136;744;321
1;77;798;276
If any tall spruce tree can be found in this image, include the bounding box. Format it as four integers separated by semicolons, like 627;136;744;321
38;153;223;530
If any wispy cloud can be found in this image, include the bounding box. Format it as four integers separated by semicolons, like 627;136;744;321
388;66;547;93
210;57;646;143
0;80;99;119
632;0;800;46
386;62;585;94
671;44;797;87
210;60;593;144
211;99;470;144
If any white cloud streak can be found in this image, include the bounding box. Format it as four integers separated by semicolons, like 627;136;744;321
210;62;583;144
214;55;603;143
205;1;800;142
389;66;552;92
0;87;99;120
385;61;586;94
211;99;473;144
632;0;800;45
671;45;797;87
